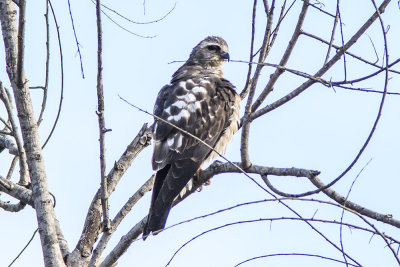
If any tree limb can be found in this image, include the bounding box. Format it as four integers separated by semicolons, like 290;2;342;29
70;124;151;264
0;1;65;265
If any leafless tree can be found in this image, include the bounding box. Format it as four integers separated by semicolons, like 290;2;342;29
0;0;399;266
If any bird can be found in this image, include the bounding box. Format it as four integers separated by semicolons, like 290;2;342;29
143;36;241;239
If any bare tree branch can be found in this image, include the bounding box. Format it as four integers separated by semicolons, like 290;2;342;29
251;0;309;112
310;175;400;228
234;253;359;267
70;124;151;264
240;0;276;169
250;0;391;120
89;175;154;267
41;0;65;149
95;0;111;234
0;1;65;265
0;134;18;155
0;175;33;207
0;200;25;212
0;83;29;183
36;0;50;126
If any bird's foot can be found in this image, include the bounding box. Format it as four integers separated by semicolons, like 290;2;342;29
195;167;211;192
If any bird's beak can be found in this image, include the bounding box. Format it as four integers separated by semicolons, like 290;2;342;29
220;52;230;62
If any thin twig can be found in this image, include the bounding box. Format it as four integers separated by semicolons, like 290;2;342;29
42;0;64;149
234;253;359;267
251;0;309;112
165;217;361;266
301;31;400;75
241;0;276;169
250;0;391;120
7;228;38;267
239;0;257;99
337;2;347;81
67;0;85;78
323;0;339;65
16;0;25;88
339;159;372;266
91;1;155;39
269;0;290;48
37;1;50;126
93;0;176;25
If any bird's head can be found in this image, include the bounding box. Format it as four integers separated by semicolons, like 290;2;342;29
188;36;230;68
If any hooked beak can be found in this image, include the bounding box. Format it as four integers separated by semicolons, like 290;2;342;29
220;52;230;62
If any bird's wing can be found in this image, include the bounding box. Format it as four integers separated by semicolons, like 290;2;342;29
143;76;240;237
152;76;239;171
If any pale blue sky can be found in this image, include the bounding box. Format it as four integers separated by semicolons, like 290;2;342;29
1;0;400;266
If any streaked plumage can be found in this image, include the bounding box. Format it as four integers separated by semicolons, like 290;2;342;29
143;36;240;238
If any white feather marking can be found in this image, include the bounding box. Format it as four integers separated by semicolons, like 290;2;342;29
176;134;183;148
177;93;196;102
164;106;171;115
153;123;157;134
171;100;186;109
204;94;241;163
191;86;207;95
172;109;190;121
167;137;174;147
187;101;201;112
178;81;189;88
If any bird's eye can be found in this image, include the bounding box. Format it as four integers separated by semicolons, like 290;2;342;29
207;45;220;52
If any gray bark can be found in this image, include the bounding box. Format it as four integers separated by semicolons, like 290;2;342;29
0;1;65;266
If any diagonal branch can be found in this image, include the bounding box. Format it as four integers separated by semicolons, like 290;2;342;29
69;124;151;263
309;175;400;229
0;174;33;207
0;82;29;183
88;175;154;267
250;0;391;121
250;0;309;112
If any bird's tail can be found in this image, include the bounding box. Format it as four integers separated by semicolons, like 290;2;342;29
143;159;200;240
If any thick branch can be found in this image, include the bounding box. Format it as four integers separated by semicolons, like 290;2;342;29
0;1;65;265
0;200;25;211
89;175;154;267
182;161;400;229
99;162;319;266
0;174;33;206
70;124;151;262
0;134;18;155
99;216;146;267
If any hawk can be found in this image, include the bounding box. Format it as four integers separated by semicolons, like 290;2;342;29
143;36;240;238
